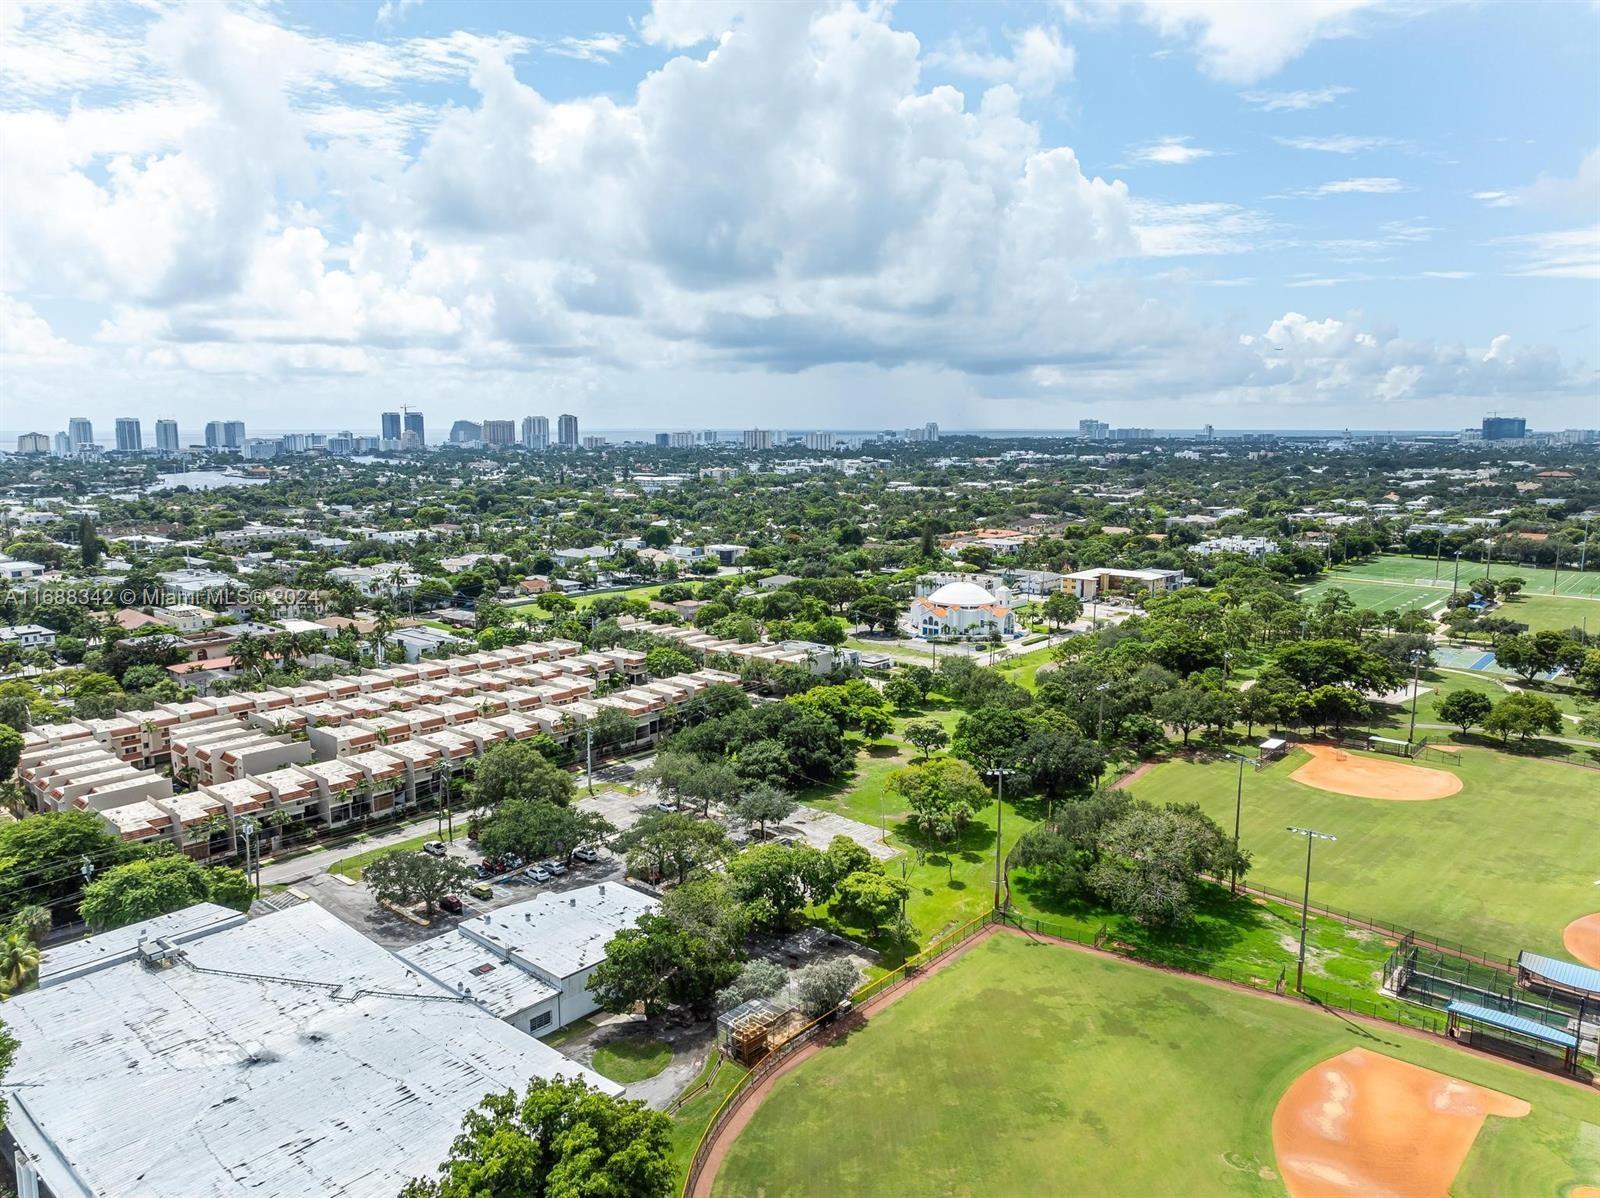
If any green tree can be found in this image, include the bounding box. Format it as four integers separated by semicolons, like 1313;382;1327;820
902;720;949;759
1436;690;1493;736
478;800;614;866
78;856;252;931
730;784;797;837
726;841;831;930
794;957;860;1016
588;911;739;1021
471;742;576;812
882;674;921;711
616;811;730;885
715;958;787;1012
0;811;145;915
644;645;696;677
0;930;40;996
1042;591;1082;629
363;849;474;915
887;757;988;844
0;726;21;784
1088;804;1242;928
1015;725;1106;808
400;1078;673;1198
832;870;910;934
1482;692;1563;744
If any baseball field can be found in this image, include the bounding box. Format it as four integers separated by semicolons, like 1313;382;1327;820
1124;744;1600;958
708;933;1598;1198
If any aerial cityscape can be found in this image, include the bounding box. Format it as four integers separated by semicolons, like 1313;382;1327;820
0;2;1597;1198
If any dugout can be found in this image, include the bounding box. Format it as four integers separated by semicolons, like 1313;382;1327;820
1515;952;1600;1006
1258;738;1288;763
1364;735;1411;758
1445;1001;1583;1074
718;997;793;1065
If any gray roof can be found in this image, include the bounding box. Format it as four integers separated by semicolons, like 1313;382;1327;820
2;903;616;1198
1446;1000;1578;1049
38;902;245;989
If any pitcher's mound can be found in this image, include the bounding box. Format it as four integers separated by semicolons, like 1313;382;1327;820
1291;744;1462;801
1563;914;1600;969
1273;1047;1529;1198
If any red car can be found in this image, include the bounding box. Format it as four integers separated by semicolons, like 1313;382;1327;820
439;895;464;914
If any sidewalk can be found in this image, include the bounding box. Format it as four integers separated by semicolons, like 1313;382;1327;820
259;814;447;886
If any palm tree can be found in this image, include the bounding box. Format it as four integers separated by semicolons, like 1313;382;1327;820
369;611;397;666
231;632;266;681
0;931;40;997
10;904;50;945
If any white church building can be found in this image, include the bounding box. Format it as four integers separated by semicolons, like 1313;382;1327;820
905;580;1016;641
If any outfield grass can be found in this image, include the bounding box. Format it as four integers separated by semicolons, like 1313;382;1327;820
591;1037;672;1083
671;1060;748;1181
1125;745;1600;956
712;934;1596;1198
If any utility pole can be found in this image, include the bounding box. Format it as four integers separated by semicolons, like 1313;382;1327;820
240;819;259;898
586;727;595;796
1287;826;1337;992
1580;517;1592;575
985;766;1015;912
1452;550;1462;596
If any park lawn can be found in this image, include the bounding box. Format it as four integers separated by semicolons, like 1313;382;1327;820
1008;876;1413;1020
591;1037;673;1083
1414;667;1592;725
507;583;667;619
670;1060;748;1182
1124;745;1600;957
997;642;1059;691
1298;574;1451;616
712;933;1596;1198
805;794;1034;969
328;831;438;880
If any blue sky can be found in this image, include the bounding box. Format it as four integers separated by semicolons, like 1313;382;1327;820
1;0;1596;433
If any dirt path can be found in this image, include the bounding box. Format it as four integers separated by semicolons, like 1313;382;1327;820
687;924;1001;1198
1111;760;1160;790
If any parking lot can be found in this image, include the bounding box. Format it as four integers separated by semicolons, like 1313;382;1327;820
301;836;630;951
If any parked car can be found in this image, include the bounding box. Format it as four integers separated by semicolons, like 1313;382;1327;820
543;860;568;876
653;801;676;814
526;866;552;883
472;863;492;880
469;882;493;901
439;895;464;914
572;847;601;864
504;854;525;869
422;841;447;858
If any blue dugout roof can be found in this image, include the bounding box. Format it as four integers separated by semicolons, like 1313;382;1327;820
1446;1001;1578;1050
1517;951;1600;997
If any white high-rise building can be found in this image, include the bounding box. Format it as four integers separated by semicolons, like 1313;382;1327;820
15;433;49;455
114;418;142;452
1078;419;1110;441
670;431;696;448
803;431;834;451
924;422;939;443
53;432;71;457
155;419;180;453
523;416;550;450
67;417;94;452
205;421;225;448
742;428;773;451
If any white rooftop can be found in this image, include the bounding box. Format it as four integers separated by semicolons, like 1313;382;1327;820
924;580;996;606
400;883;656;991
4;902;616;1198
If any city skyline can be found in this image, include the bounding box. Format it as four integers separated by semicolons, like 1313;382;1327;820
1;2;1595;431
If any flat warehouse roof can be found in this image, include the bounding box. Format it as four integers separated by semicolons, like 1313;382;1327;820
3;903;616;1198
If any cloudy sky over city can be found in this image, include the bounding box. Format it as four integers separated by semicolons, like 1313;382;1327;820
2;0;1596;432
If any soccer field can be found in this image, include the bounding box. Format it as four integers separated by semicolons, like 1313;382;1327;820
711;934;1596;1198
1125;746;1600;957
1305;554;1600;598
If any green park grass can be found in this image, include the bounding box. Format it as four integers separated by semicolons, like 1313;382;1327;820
670;1059;748;1180
1124;745;1600;957
506;582;668;619
1310;554;1600;599
327;831;439;880
1008;876;1409;1018
591;1036;673;1083
711;933;1597;1198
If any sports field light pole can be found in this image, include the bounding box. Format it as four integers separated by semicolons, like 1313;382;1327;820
985;766;1015;912
1406;650;1423;744
1287;826;1337;993
1219;751;1251;894
1451;550;1463;596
